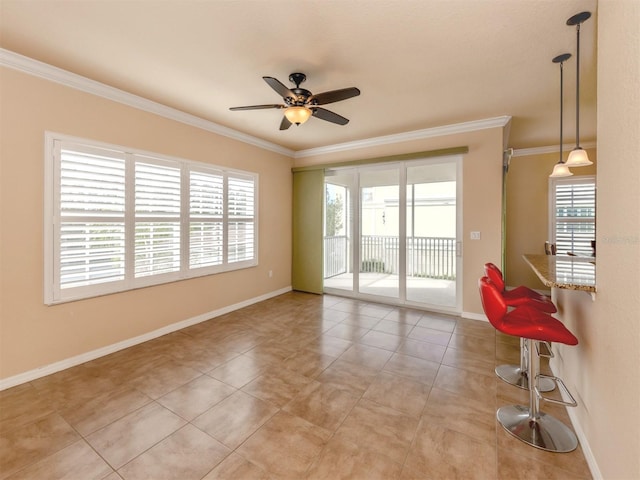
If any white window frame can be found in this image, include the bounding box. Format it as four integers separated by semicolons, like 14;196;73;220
44;132;258;305
549;175;596;256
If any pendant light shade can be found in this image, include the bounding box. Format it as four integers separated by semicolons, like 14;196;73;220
565;11;593;167
284;106;311;125
566;147;591;167
550;162;573;178
550;53;573;178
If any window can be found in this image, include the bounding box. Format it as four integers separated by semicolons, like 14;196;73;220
45;133;258;304
550;175;595;256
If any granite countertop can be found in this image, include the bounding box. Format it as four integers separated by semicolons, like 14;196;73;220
523;254;596;293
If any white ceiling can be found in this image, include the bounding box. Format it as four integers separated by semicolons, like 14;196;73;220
0;0;598;153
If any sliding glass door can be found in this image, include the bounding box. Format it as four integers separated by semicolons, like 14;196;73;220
324;156;461;313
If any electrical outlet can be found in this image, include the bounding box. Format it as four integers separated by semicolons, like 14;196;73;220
268;270;273;278
470;231;481;240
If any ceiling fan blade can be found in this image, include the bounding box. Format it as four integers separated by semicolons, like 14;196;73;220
263;76;296;100
310;87;360;105
279;116;292;130
229;104;284;111
312;107;349;125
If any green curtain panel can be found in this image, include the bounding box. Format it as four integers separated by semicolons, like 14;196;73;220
292;169;324;293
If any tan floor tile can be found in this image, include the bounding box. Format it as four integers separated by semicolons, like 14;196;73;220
357;304;394;319
118;424;230;480
316;359;379;394
338;344;393;370
242;370;317;408
497;448;591;479
170;346;238;373
416;315;457;333
433;364;496;404
382;308;423;325
281;349;336;378
60;386;152;436
324;323;369;341
306;436;402;480
303;335;354;358
0;384;54;434
245;341;300;365
441;346;497;378
448;332;496;357
358;330;403;351
0;413;80;479
30;369;119;410
333;398;419;464
372;319;415;337
201;452;271;480
127;359;201;399
405;417;497;479
423;387;496;444
496;340;522;364
407;326;452;346
283;382;360;432
5;440;112;480
2;292;592;480
362;372;430;417
454;317;496;339
86;403;186;469
193;390;278;449
237;411;331;478
209;354;269;388
342;313;381;329
157;375;236;421
396;338;447;363
383;353;440;385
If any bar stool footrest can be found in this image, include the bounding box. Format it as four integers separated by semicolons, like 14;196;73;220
534;374;578;407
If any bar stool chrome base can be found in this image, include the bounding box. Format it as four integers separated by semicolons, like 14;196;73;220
497;405;578;453
495;365;556;392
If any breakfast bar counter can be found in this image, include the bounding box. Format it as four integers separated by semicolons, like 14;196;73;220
523;254;596;293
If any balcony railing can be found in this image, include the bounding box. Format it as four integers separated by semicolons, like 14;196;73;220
324;235;456;280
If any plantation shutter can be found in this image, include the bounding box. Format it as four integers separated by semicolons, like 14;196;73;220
552;177;596;256
134;158;181;277
190;169;224;268
227;173;256;263
58;144;126;290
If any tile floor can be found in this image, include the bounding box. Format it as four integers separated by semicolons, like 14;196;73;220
0;292;592;479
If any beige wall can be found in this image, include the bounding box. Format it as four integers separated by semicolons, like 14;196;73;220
505;148;597;290
551;2;640;479
0;68;293;380
295;126;506;316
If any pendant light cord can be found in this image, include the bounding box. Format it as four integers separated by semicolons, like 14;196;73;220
575;23;581;149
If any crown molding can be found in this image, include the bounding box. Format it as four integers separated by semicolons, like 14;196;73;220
294;116;512;159
512;142;597;157
0;49;295;158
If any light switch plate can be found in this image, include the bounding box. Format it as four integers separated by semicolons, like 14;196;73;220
470;231;481;240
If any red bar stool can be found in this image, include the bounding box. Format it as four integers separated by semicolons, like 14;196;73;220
484;263;556;392
479;277;579;452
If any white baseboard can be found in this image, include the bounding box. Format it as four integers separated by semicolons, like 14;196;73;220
549;360;602;480
0;286;292;391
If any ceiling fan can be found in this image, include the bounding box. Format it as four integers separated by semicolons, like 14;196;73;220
229;72;360;130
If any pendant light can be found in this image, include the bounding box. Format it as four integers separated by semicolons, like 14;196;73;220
565;11;593;167
550;53;573;178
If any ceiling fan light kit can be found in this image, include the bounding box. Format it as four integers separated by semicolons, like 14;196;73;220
284;106;311;125
230;72;360;130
